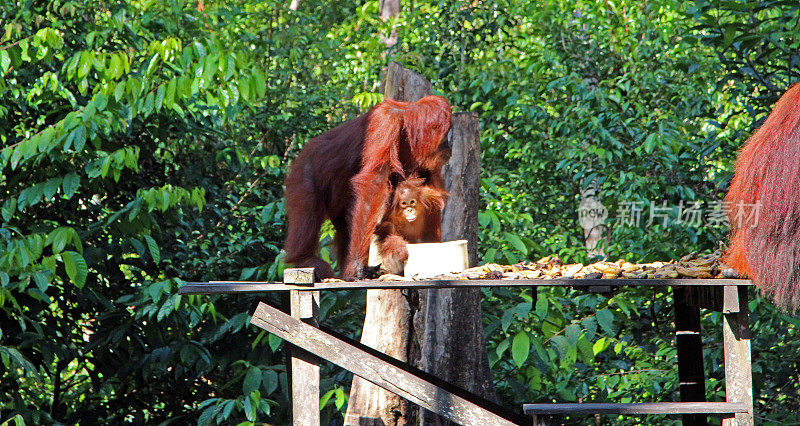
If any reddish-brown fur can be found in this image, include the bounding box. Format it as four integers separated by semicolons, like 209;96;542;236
725;82;800;311
375;176;449;274
283;96;452;280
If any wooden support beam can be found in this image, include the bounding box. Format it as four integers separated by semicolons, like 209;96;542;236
179;279;753;295
284;268;320;426
722;285;754;426
250;302;528;426
673;287;708;426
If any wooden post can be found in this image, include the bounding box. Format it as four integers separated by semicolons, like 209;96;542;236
672;287;707;426
284;268;320;426
721;285;754;426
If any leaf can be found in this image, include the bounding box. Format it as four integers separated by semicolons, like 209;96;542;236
490;212;500;233
262;369;278;395
43;177;61;200
166;78;177;106
320;389;335;409
495;337;510;357
33;270;49;293
38;128;54;153
501;307;514;332
2;198;16;222
24;135;38;159
198;405;216;426
155;84;165;111
49;227;69;254
239;76;250;102
130;238;145;256
94;93;107;111
67;125;86;152
0;50;9;73
254;69;266;98
193;41;207;57
596;309;615;335
478;211;490;227
577;335;594;362
83;101;96;122
643;133;655;153
109;54;122;79
243;366;261;395
593;337;607;355
239;266;259;280
143;235;160;263
565;324;581;345
10;143;24;169
550;335;571;359
219;400;235;422
143;92;154;116
534;290;548;318
77;51;92;77
62;173;80;199
61;251;88;288
243;394;255;421
514;302;532;319
531;336;548;363
114;81;125;102
335;388;345;410
19;39;30;61
267;334;282;352
511;331;530;367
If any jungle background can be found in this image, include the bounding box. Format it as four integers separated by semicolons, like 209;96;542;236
1;0;799;424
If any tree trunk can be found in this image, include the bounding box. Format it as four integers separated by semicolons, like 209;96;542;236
345;62;431;426
441;112;481;268
344;290;414;426
578;182;606;258
419;112;493;425
379;0;401;48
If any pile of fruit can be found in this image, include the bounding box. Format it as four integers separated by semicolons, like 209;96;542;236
363;246;736;282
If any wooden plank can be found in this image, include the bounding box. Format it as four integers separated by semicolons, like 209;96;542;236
284;267;315;285
723;285;741;313
250;302;527;426
523;402;749;415
673;287;708;426
722;285;754;426
179;279;753;294
287;270;320;426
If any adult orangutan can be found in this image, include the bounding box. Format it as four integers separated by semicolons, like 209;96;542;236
283;96;452;280
725;82;800;311
374;175;449;275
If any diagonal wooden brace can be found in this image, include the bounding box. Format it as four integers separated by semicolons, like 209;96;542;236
250;301;525;426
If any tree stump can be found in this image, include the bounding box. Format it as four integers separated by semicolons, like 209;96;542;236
419;112;493;425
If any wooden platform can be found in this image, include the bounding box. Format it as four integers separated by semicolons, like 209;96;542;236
178;278;752;294
180;272;754;425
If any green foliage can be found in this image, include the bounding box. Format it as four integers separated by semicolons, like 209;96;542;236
0;0;372;423
1;0;798;424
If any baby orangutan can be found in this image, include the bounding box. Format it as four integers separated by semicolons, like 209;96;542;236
374;176;449;275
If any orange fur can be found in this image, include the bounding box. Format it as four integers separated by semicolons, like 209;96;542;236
283;96;452;280
725;82;800;310
375;177;449;275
